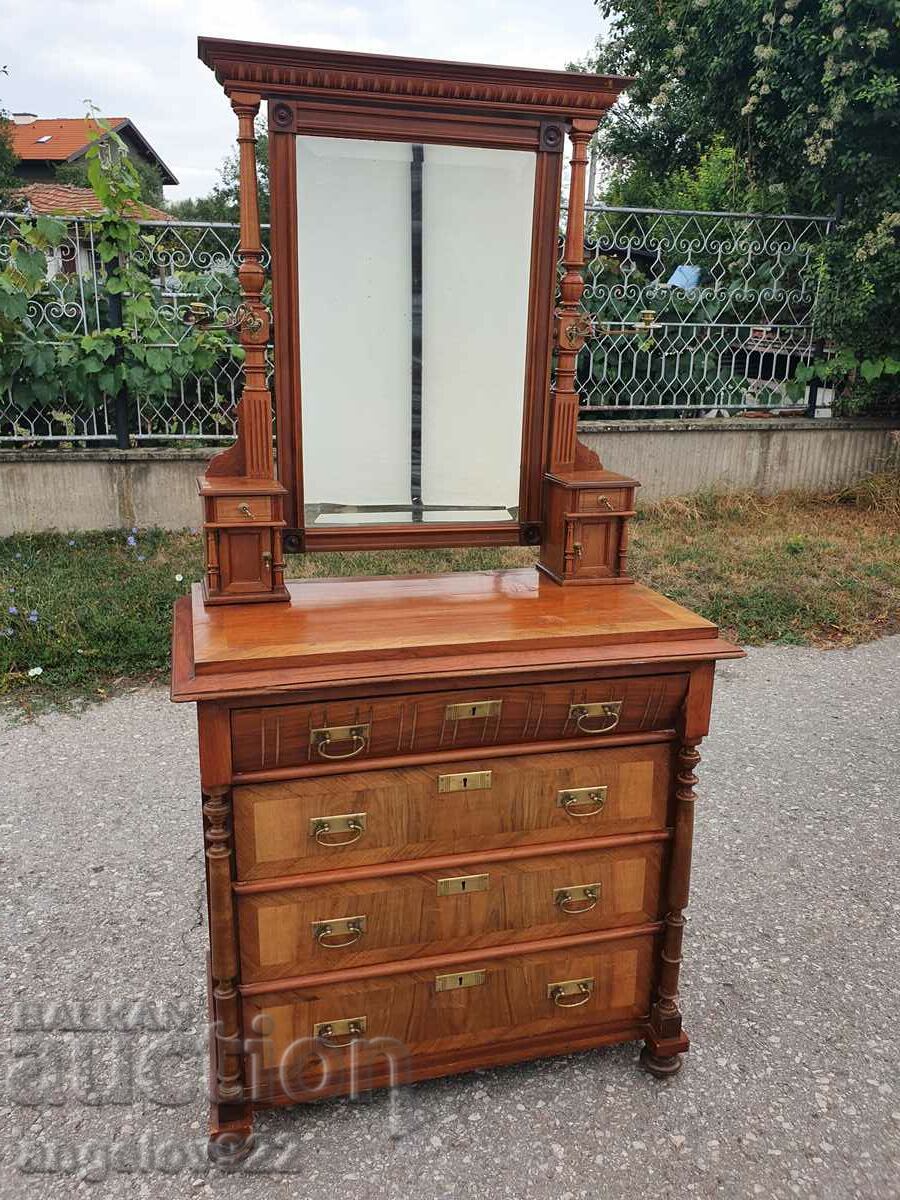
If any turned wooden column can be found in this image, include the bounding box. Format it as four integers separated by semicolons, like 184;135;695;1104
548;119;598;473
642;739;699;1074
203;786;244;1101
206;91;274;481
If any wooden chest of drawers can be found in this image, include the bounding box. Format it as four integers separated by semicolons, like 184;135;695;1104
171;568;741;1159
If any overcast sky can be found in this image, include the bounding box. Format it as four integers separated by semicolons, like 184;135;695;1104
3;0;606;201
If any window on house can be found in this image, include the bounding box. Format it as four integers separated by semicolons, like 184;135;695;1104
36;135;52;143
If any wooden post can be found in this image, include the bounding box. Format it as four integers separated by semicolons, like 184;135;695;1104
206;91;274;481
548;118;598;472
641;740;699;1074
203;786;243;1101
199;91;289;607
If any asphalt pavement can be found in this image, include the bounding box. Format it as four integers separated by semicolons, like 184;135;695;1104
1;637;898;1199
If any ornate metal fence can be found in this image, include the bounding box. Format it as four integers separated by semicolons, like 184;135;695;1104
574;203;835;413
0;214;270;443
1;202;834;444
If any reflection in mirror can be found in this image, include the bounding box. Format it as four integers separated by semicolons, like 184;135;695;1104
296;137;536;526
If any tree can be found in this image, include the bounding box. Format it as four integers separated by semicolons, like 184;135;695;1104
578;1;900;411
0;68;20;209
168;124;269;223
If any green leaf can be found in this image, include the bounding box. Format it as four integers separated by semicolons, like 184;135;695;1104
860;359;884;382
34;216;66;247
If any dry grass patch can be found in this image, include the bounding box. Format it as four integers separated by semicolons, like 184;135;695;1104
630;480;900;645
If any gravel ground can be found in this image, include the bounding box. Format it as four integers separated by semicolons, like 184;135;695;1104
0;638;898;1200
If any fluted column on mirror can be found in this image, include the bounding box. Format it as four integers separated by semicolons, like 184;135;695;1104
549;118;599;473
206;91;274;481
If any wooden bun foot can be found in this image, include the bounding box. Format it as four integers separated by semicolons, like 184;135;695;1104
640;1045;684;1078
207;1130;255;1167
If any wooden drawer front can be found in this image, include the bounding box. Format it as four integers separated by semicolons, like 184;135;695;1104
233;743;672;880
230;673;687;773
575;488;632;514
212;496;274;523
238;842;665;981
243;934;656;1099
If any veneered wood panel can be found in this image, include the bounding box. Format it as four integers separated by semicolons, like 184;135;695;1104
230;672;687;773
218;528;274;595
572;518;614;579
238;841;666;980
232;742;672;879
190;572;720;678
242;934;656;1098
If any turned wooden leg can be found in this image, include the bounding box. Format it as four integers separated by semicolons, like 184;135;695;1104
208;1101;255;1166
642;739;700;1078
639;1045;683;1078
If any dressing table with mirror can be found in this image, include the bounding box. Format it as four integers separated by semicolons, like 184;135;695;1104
171;37;742;1163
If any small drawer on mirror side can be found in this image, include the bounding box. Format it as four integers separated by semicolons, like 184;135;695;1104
213;496;274;523
575;488;632;514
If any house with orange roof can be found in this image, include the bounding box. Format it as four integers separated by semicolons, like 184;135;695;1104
9;114;178;188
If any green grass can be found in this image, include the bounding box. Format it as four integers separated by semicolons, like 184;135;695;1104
2;476;899;711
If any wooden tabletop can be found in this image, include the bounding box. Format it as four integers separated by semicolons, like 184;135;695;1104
171;569;741;701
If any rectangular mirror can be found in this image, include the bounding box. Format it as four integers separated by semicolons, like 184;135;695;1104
296;136;537;527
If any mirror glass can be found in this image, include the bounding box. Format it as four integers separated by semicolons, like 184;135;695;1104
296;136;536;526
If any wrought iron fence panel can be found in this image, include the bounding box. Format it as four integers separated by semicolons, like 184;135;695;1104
0;214;270;443
1;203;836;443
572;203;834;412
0;386;113;442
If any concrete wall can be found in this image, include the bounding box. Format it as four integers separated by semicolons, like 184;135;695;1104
579;418;899;502
0;420;897;534
0;448;216;535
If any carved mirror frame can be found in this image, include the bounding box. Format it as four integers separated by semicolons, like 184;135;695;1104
196;38;629;597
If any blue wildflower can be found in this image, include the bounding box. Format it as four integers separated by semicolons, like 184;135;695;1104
28;611;38;623
137;554;145;562
8;605;17;615
126;534;137;548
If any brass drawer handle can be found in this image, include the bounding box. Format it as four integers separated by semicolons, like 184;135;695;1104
569;701;623;734
554;884;600;914
313;1017;367;1048
557;786;607;818
312;915;367;948
310;813;367;847
593;495;613;510
238;502;254;518
311;723;370;761
548;977;594;1008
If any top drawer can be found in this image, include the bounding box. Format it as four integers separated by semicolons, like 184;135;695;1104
230;673;688;775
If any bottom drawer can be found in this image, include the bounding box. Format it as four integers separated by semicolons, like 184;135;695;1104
242;933;656;1101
